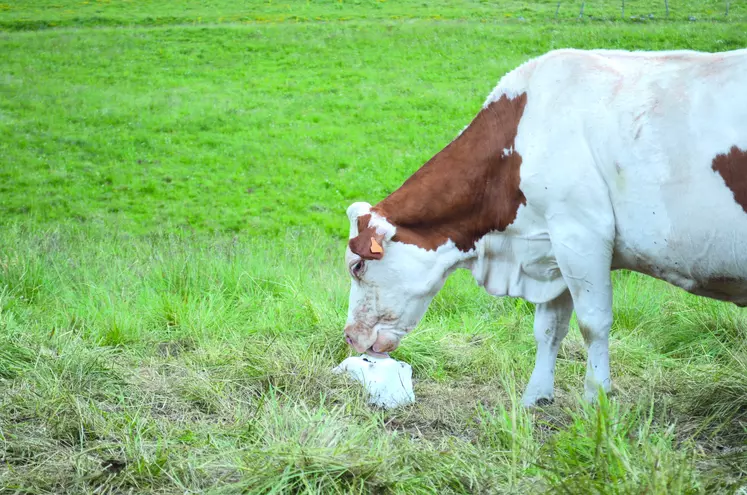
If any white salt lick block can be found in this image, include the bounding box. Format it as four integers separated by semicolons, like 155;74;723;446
332;355;415;409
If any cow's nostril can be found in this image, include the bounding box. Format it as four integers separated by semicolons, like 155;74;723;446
345;335;353;345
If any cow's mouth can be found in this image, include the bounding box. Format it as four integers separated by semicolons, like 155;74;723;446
345;335;391;357
364;347;390;358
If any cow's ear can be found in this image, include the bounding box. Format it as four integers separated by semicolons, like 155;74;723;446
346;202;372;225
349;228;385;260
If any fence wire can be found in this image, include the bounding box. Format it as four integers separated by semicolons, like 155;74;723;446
499;0;742;22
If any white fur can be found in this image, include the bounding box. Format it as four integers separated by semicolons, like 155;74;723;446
345;226;464;344
344;48;747;406
345;202;396;240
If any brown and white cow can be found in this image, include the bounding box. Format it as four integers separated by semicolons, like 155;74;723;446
343;48;747;406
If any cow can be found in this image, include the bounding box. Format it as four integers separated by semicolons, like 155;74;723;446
342;47;747;406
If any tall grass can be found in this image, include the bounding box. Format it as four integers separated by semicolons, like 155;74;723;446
0;225;744;493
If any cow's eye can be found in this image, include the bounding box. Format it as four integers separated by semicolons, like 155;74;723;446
350;260;365;279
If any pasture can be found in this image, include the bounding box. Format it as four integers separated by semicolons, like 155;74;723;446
1;1;746;493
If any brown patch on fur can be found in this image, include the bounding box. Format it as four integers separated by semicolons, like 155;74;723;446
712;146;747;214
348;214;384;260
350;93;528;252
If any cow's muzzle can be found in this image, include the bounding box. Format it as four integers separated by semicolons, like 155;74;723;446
344;324;400;356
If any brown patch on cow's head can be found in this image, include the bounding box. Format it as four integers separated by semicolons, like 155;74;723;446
370;93;528;252
712;146;747;214
348;214;385;260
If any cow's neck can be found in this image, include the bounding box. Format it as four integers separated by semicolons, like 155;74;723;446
372;93;528;253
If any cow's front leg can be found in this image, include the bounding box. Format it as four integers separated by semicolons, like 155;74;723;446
522;289;573;407
577;296;613;403
548;218;615;403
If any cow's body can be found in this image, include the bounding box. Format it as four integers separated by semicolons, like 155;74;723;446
343;48;747;406
506;48;747;305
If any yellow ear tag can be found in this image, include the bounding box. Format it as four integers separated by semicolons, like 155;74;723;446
370;237;383;254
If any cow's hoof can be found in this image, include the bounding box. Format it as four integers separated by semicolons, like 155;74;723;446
522;395;554;408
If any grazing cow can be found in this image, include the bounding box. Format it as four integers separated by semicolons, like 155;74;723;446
343;48;747;406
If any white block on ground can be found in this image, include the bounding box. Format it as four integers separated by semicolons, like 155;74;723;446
332;354;415;409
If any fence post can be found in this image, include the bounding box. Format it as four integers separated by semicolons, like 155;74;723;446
665;0;669;18
555;1;561;19
621;0;625;19
578;1;585;19
726;0;730;16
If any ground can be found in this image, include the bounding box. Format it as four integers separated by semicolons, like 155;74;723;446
0;1;746;493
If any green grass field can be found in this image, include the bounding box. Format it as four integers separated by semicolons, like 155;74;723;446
1;2;746;493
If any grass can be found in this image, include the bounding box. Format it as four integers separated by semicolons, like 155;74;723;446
0;228;745;493
2;21;746;237
0;0;744;31
1;2;746;493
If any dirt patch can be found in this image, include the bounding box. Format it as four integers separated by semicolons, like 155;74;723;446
381;379;503;441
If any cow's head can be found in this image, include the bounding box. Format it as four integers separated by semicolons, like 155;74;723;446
341;93;529;356
343;202;463;356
